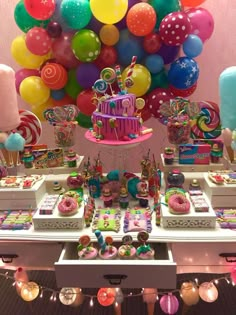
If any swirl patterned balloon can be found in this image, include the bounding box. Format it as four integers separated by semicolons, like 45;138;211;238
191;101;221;139
93;79;108;94
100;67;116;84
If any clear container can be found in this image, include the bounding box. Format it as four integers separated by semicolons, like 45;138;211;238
167;115;191;145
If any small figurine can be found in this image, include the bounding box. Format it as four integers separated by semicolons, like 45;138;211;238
22;150;34;169
119;186;129;209
118;235;136;259
100;185;113;207
140;149;151;180
163;147;175;165
53;181;65;195
65;150;78;168
210;143;221;163
136;231;155;260
77;235;98;260
136;180;150;207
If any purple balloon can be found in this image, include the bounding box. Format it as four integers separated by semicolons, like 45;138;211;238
115;0;141;30
46;21;62;38
76;63;100;89
158;44;180;64
87;16;103;34
15;69;40;94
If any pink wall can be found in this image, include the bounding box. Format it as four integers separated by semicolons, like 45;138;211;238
0;0;233;172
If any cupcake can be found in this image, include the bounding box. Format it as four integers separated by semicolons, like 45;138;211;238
118;235;136;259
136;231;155;260
94;232;117;260
77;235;97;260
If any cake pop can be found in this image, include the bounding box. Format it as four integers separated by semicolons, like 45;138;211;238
77;235;98;260
136;231;155;260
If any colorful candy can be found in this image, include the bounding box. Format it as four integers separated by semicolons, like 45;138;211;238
95;229;106;253
125;55;137;88
115;65;124;92
100;67;116;84
93;79;108;94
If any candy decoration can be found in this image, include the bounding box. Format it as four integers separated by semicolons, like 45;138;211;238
125;55;137;88
115;65;124;92
100;67;116;84
16;109;42;145
97;288;115;307
14;267;29;296
41;63;68;90
59;287;84;306
180;282;199;306
109;118;119;140
20;281;40;302
160;293;179;314
191;101;221;139
95;229;106;253
93;79;108;94
199;282;218;303
78;235;91;248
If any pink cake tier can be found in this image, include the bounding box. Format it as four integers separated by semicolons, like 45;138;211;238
78;247;98;260
99;246;118;260
99;93;136;116
118;245;136;259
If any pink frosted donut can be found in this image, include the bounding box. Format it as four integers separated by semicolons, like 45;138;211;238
168;194;190;215
58;197;78;216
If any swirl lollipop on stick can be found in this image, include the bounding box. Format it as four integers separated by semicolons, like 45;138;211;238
125;55;137;89
109;118;119;140
100;67;116;96
115;65;124;93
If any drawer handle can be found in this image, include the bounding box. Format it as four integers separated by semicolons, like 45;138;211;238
0;254;18;263
219;253;236;263
103;274;127;285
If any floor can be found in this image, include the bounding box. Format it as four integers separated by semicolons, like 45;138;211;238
0;270;236;315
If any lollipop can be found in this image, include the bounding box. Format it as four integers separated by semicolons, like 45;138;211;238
115;65;124;92
93;79;108;94
125;55;137;88
16;109;42;145
191;101;221;139
43;108;58;124
109;118;118;140
95;229;106;253
100;67;116;84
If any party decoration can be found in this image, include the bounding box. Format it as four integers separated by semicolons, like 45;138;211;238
143;288;158;315
100;68;116;85
97;288;115;306
90;0;128;24
71;29;101;62
24;0;56;20
94;46;118;69
93;79;108;94
14;267;29;295
76;89;96;116
182;0;206;6
20;76;50;106
59;287;84;306
169;82;197;97
99;25;120;46
148;88;173;121
180;282;199;306
183;34;203;58
20;281;40;301
41;63;68;90
143;32;162;54
191;101;221;139
231;267;236;284
199;282;218;303
76;63;100;89
25;26;52;55
16;109;42;145
126;3;156;36
46;21;62;38
15;68;40;94
160;293;179;314
145;54;164;74
65;69;83;99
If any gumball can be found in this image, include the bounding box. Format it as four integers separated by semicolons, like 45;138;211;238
11;35;49;69
126;3;156;36
46;21;62;38
60;0;92;29
90;0;128;24
15;68;40;94
24;0;56;20
64;69;83;99
76;112;93;128
159;11;191;46
182;0;206;7
71;29;101;62
147;88;173;119
76;89;96;116
143;32;162;54
94;45;118;69
170;82;197;97
160;293;179;315
145;54;164;74
183;34;203;58
122;64;151;97
186;8;214;42
168;56;199;89
25;27;52;56
20;76;50;106
97;288;115;306
99;25;120;46
14;0;50;33
52;33;81;69
41;63;68;90
76;63;100;89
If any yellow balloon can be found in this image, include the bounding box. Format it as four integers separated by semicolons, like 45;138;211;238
122;64;151;97
11;35;49;69
20;76;50;106
99;25;120;46
31;98;54;121
90;0;128;24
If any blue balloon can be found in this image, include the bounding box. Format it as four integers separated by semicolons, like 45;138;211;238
51;89;65;100
145;54;164;74
183;34;203;58
168;57;199;89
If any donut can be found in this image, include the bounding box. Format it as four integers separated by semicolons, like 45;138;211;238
58;197;78;216
165;187;186;202
168;194;190;215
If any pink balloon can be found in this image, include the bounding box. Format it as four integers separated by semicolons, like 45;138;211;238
52;32;80;69
15;68;40;94
186;7;214;42
147;88;173;122
25;27;52;55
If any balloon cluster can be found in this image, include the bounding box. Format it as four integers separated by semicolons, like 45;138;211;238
12;0;214;128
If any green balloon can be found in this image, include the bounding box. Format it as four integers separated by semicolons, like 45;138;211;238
14;0;50;33
149;0;182;29
76;112;93;129
64;69;83;100
148;70;169;92
61;0;92;29
71;29;101;62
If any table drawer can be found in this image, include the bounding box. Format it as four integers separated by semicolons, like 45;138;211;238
172;243;236;273
55;242;176;289
0;241;62;270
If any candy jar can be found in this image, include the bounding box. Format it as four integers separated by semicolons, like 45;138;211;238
167;114;191;145
22;150;34;169
163;147;175;165
167;169;185;189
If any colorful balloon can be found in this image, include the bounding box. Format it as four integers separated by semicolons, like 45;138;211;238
143;32;162;54
147;88;173;120
170;82;197;97
183;34;203;58
64;69;83;100
76;63;100;89
126;3;156;36
25;27;52;56
71;29;101;62
90;0;128;24
181;0;206;7
76;112;93;128
41;63;68;90
19;76;50;106
145;54;164;74
31;98;54;122
24;0;56;20
15;68;40;94
99;25;120;46
46;21;62;38
76;89;96;116
94;46;118;69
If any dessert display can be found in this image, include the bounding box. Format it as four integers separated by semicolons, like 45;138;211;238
118;235;136;259
92;208;121;232
168;194;191;215
77;235;98;260
0;175;43;189
136;231;155;260
123;207;152;233
39;194;59;215
0;209;34;230
95;230;117;260
58;196;78;216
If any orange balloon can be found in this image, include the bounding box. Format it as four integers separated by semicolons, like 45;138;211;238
181;0;206;7
99;25;120;46
127;3;156;36
41;63;68;90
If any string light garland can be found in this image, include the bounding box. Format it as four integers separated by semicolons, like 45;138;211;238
1;270;236;313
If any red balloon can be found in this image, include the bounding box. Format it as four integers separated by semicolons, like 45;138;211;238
26;27;52;55
140;95;152;122
24;0;56;20
143;32;162;54
52;94;75;107
41;63;68;90
170;82;197;97
76;89;96;116
94;45;118;70
147;88;173;119
97;288;115;307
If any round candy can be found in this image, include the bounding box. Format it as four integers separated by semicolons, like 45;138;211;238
137;231;149;243
159;12;191;46
100;67;116;84
136;98;145;110
16;109;42;145
105;236;113;245
41;63;68;90
79;235;91;247
122;235;133;245
93;79;108;94
191;101;221;139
